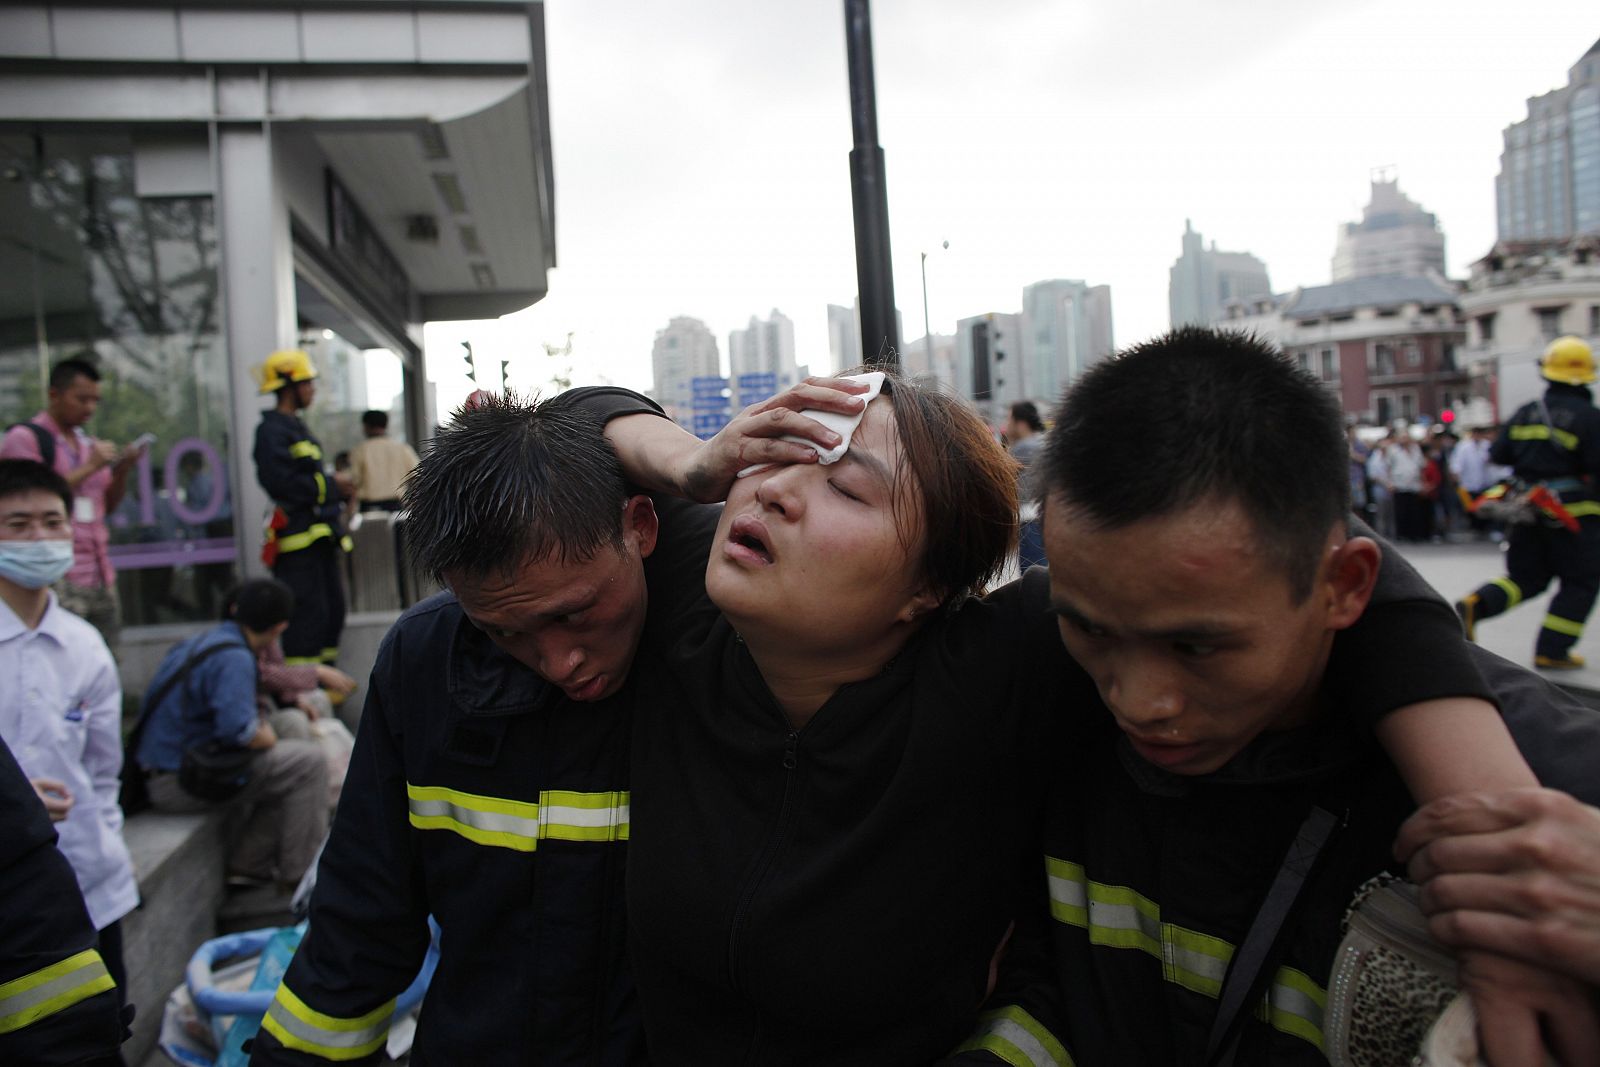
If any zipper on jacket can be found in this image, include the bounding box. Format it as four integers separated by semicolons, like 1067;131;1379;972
726;729;802;1059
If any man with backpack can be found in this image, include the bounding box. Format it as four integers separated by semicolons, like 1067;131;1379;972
133;578;328;893
0;358;147;649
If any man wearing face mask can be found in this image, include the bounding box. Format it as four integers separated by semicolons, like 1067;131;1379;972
0;459;137;1055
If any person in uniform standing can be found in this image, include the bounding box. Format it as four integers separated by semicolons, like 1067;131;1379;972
1457;335;1600;669
252;350;349;667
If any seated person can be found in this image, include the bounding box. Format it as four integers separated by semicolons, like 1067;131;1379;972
1029;327;1600;1065
135;578;328;892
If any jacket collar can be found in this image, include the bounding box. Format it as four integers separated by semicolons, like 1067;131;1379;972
444;605;558;719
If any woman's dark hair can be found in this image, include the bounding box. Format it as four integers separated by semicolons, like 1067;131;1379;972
403;391;630;580
859;370;1018;608
224;579;296;632
0;459;72;515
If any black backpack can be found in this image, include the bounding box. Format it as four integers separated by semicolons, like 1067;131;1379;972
119;641;246;815
5;422;56;468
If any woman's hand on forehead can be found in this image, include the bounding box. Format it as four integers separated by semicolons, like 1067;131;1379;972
680;377;871;503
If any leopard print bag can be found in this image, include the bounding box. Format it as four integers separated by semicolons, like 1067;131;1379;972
1324;875;1481;1067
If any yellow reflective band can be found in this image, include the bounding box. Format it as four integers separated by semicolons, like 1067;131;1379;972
284;655;323;666
319;647;340;664
1542;613;1586;637
1508;424;1579;450
314;471;327;506
276;523;335;554
260;982;393;1061
339;535;354;552
1263;967;1327;1048
0;949;115;1034
289;440;324;461
956;1005;1074;1067
406;783;630;852
1044;855;1326;1050
1490;577;1523;607
1566;501;1600;518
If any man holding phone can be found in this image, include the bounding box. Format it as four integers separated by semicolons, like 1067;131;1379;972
0;358;148;649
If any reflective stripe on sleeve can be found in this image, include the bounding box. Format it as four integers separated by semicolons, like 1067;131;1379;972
1508;424;1579;450
314;471;327;506
289;440;324;461
0;949;115;1034
259;982;393;1061
1044;854;1326;1050
407;784;630;852
955;1005;1074;1067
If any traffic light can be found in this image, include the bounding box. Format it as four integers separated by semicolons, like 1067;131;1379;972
1439;409;1455;425
462;341;476;382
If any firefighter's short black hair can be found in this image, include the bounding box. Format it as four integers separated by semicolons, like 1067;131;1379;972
1041;326;1347;602
402;392;630;581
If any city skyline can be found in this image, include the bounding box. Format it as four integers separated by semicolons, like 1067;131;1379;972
422;4;1599;413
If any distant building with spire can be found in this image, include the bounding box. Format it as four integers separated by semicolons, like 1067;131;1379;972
1168;220;1272;329
1331;170;1446;281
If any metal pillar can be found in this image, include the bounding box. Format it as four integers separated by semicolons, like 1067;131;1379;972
843;0;899;368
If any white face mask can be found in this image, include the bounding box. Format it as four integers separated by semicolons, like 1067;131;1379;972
0;540;74;589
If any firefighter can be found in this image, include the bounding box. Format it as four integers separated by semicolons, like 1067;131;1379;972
1457;335;1600;669
252;350;348;667
0;737;126;1064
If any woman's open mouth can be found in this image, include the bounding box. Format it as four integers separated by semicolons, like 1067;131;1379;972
725;515;774;565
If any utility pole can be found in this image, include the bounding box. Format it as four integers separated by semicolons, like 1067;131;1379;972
843;0;899;368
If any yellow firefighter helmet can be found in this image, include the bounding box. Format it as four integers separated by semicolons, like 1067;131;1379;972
1541;335;1597;386
256;349;319;394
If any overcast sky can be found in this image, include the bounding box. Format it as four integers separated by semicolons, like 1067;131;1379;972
421;1;1599;411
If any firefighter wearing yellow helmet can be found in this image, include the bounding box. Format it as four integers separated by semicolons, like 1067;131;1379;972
252;349;349;667
1458;335;1600;669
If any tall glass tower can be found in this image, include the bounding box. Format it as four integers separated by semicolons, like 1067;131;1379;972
1496;39;1600;241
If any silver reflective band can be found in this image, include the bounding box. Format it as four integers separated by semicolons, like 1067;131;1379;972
264;1000;390;1051
0;953;113;1033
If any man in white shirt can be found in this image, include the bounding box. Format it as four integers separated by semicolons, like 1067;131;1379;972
0;459;137;1051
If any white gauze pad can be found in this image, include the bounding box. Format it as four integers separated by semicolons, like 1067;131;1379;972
737;371;886;477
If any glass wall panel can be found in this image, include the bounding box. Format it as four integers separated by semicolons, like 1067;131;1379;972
0;133;235;624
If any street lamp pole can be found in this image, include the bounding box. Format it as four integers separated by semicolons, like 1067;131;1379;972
920;240;947;377
843;0;899;368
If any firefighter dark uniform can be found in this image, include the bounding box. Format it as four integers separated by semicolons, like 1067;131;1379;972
250;493;716;1066
253;406;347;666
1458;335;1600;668
1034;642;1600;1066
0;737;125;1064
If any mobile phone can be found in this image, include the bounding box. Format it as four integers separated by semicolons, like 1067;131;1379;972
129;432;156;451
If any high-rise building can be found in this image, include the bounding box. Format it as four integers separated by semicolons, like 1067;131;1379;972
1168;220;1272;328
651;315;721;428
954;312;1023;424
826;304;861;375
1020;279;1114;406
1331;172;1447;281
728;309;806;408
1496;38;1600;242
729;309;799;380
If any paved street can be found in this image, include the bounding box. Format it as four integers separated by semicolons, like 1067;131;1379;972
1392;536;1600;701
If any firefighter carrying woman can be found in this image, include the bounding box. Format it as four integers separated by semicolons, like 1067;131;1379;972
253;349;351;668
1458;335;1600;669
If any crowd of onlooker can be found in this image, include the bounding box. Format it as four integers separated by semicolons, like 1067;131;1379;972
1351;421;1512;543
